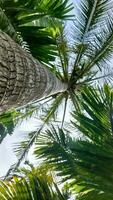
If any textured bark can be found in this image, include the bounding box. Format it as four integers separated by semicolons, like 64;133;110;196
0;31;67;112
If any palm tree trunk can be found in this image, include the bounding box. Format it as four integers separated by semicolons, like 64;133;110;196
0;31;67;112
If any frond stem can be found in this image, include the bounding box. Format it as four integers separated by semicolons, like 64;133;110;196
61;94;68;128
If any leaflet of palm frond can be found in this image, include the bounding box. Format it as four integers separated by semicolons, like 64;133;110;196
0;0;3;6
84;72;113;85
48;64;63;81
0;110;23;143
62;183;72;200
69;140;113;179
35;0;74;20
1;0;73;64
17;164;54;184
0;110;20;124
69;85;113;195
54;182;68;200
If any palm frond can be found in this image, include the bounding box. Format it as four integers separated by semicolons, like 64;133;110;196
16;97;53;123
34;125;113;195
18;26;58;64
1;0;73;65
70;0;113;82
55;24;69;82
16;0;74;25
0;7;20;43
70;85;113;196
3;0;74;26
41;93;64;123
83;16;113;72
72;84;113;144
73;0;111;44
34;126;77;182
76;190;113;200
61;94;68;128
4;94;65;178
0;110;21;143
70;90;82;112
10;128;43;176
0;167;66;200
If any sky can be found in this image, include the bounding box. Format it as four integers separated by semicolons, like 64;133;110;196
0;118;38;177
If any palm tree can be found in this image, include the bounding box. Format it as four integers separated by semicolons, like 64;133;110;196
0;0;74;112
2;0;113;177
1;0;113;114
34;84;113;199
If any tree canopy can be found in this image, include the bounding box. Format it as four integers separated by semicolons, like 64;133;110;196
0;0;113;199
